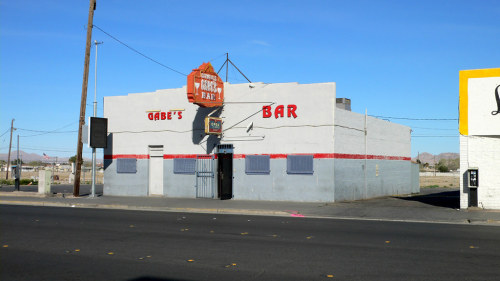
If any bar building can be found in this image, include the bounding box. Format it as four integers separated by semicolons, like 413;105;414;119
103;79;418;201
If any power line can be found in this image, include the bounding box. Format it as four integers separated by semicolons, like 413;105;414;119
92;25;188;76
370;115;458;121
411;135;458;138
411;126;457;131
21;147;75;153
17;128;77;133
19;122;78;138
208;53;228;63
0;128;10;138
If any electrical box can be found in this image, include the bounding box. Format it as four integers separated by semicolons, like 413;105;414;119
89;117;108;148
468;168;479;188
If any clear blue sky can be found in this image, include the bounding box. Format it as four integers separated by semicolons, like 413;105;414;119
1;0;499;159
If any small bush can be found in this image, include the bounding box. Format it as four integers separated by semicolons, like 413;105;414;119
0;179;14;185
0;179;38;185
20;179;38;185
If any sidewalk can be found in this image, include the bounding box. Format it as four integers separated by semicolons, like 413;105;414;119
1;185;499;225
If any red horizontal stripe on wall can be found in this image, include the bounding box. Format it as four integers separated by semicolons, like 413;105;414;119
104;154;149;159
163;154;199;159
104;153;410;161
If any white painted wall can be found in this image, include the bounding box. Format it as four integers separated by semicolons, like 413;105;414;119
460;135;500;209
334;109;411;157
104;82;336;156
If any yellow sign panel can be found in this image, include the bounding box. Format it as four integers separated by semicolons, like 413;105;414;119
204;117;222;135
459;68;500;135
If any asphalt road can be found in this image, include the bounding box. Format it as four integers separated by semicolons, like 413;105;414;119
1;205;499;281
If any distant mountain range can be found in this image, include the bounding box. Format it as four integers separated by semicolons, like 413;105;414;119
0;150;95;164
412;152;459;164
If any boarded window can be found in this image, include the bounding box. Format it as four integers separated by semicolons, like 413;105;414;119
245;155;270;175
117;158;137;174
287;155;314;175
174;158;196;174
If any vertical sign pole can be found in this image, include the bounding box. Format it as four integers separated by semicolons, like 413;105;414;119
74;0;96;197
364;108;368;199
225;53;228;83
91;41;102;198
15;134;20;191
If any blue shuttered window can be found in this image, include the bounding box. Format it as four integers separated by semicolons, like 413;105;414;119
245;155;270;175
174;158;196;174
287;155;314;175
117;158;137;174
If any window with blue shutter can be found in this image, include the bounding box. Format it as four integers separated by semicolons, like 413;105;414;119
174;158;196;174
117;158;137;174
245;155;270;175
287;155;314;175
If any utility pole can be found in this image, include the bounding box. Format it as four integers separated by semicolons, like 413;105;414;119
15;135;20;191
91;40;103;198
225;53;228;83
6;119;14;180
74;0;96;197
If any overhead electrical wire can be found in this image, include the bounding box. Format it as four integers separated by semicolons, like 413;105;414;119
411;126;457;131
208;53;228;63
411;135;458;138
21;146;75;153
92;25;188;76
369;115;458;121
17;128;76;133
19;122;78;138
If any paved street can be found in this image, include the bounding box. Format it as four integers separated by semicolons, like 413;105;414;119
1;205;500;281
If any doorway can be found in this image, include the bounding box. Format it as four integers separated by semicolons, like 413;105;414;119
148;145;164;196
217;144;233;200
195;155;215;198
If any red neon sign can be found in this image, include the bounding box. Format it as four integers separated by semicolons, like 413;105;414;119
147;111;183;121
187;62;224;107
263;104;298;118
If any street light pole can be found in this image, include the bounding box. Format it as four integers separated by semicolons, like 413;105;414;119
91;40;103;198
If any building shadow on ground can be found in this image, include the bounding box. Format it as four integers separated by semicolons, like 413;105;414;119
396;189;460;209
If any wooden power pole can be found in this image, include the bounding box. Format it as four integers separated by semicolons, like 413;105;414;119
74;0;96;197
5;119;14;180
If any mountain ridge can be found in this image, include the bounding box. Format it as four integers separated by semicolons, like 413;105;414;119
412;152;459;164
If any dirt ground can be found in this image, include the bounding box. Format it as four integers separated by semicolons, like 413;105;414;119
420;175;459;188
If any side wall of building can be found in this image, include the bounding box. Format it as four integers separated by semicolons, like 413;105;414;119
460;135;500;209
333;109;414;201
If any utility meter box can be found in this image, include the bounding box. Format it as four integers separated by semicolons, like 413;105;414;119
38;170;52;196
468;168;479;188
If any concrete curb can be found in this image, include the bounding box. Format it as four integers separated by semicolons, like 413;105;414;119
0;200;290;217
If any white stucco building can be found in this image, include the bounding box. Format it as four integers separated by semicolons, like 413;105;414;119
103;80;418;202
459;68;500;209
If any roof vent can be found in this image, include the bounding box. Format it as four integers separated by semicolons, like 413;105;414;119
336;98;351;111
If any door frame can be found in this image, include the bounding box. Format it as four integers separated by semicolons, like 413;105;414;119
217;144;233;200
148;145;164;196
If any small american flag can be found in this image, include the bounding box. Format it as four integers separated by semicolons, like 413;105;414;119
43;153;50;160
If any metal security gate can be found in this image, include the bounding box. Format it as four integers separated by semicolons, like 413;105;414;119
196;155;215;198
